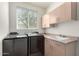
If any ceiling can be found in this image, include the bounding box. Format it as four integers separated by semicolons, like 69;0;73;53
28;2;53;9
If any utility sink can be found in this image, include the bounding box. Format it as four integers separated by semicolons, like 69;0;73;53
55;36;69;40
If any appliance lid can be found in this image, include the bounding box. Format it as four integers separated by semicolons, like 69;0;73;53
4;34;28;40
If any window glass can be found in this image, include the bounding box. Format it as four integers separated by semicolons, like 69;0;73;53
16;7;39;29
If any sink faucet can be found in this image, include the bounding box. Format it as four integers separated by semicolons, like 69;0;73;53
59;34;67;37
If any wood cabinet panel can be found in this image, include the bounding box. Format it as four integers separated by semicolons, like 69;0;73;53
50;3;70;22
71;2;77;20
42;14;50;28
65;42;76;56
42;2;77;28
51;40;65;56
45;39;53;56
45;38;76;56
49;2;77;23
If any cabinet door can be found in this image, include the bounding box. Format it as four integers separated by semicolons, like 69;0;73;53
66;42;76;56
52;41;65;56
71;2;77;20
64;2;77;20
49;15;58;24
42;14;50;28
45;39;50;56
14;38;27;56
45;38;53;56
50;2;72;23
50;3;66;22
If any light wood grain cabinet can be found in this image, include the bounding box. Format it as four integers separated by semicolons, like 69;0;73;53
42;2;77;28
45;38;53;56
51;41;65;56
49;2;77;23
45;38;76;56
42;14;58;28
42;14;50;28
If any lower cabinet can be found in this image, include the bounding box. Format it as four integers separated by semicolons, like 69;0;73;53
45;39;53;56
52;40;65;56
45;38;76;56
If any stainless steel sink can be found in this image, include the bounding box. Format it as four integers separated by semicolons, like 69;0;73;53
55;36;69;40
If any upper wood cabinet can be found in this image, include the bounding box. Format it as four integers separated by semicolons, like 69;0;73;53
49;15;58;24
49;2;77;23
42;14;50;28
42;2;77;28
42;14;58;28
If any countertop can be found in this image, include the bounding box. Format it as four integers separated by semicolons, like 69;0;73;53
43;33;78;44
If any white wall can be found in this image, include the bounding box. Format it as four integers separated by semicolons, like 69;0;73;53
46;20;79;37
0;2;9;56
9;2;45;34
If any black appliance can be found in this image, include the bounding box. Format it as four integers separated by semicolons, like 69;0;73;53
3;33;28;56
28;34;44;56
3;32;44;56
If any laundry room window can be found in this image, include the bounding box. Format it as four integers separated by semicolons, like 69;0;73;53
16;7;39;29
